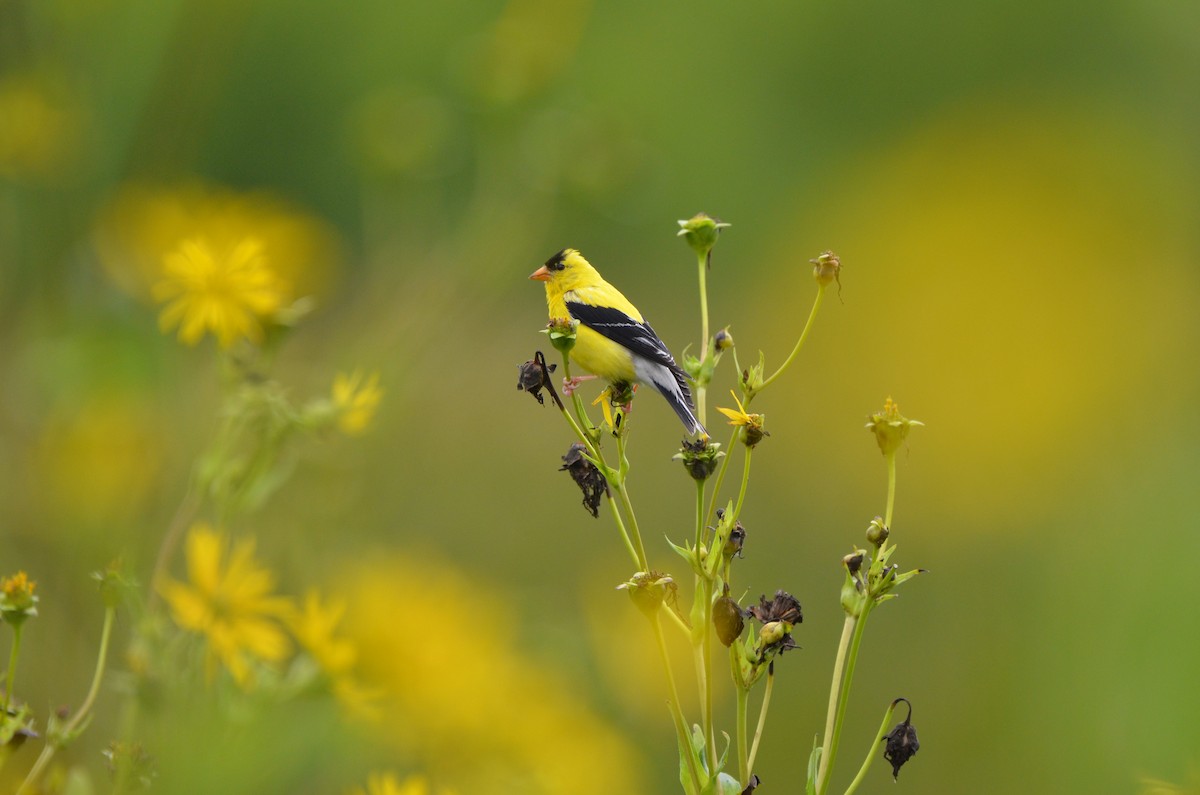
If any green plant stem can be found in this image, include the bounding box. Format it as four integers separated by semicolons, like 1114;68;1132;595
695;250;711;428
18;606;116;795
3;624;20;715
653;613;704;795
733;445;753;520
818;606;875;795
735;672;750;785
705;426;740;524
843;700;900;795
758;283;826;393
746;666;774;777
695;480;706;552
884;451;897;529
613;430;650;570
699;595;718;780
816;615;856;793
147;483;201;611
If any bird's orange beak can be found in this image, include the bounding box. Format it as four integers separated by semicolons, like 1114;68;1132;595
529;265;551;282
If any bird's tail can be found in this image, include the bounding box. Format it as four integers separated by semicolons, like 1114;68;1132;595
639;359;706;436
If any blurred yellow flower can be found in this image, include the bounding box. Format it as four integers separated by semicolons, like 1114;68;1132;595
288;590;380;719
158;523;292;688
94;180;338;306
153;237;288;348
333;371;383;435
342;556;643;795
0;75;77;180
348;771;457;795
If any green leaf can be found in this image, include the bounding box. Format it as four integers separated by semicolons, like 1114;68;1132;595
806;736;822;795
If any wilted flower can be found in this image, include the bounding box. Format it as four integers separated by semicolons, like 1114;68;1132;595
866;397;923;456
810;250;842;288
560;443;609;518
153;237;288;348
516;351;561;408
333;371;384;435
724;520;747;560
740;775;761;794
716;391;768;447
866;517;889;547
714;327;734;351
747;590;802;660
882;698;919;780
157;523;293;688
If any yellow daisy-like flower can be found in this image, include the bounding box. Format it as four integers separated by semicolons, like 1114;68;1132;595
716;390;767;447
348;772;456;795
332;371;383;435
153;237;288;348
591;386;616;431
288;590;381;720
158;523;292;688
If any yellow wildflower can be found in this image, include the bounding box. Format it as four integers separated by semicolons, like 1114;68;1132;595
716;390;767;447
158;523;292;688
591;385;615;430
153;237;288;348
332;371;383;435
347;771;456;795
288;590;381;720
865;396;923;456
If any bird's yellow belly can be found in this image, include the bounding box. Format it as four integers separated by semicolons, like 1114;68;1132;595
571;325;637;383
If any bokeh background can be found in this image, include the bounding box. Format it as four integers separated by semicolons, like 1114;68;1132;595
2;0;1198;792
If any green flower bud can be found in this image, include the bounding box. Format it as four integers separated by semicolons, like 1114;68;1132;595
714;328;734;351
542;317;578;355
866;517;889;547
677;213;731;258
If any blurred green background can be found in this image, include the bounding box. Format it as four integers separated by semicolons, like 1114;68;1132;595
2;0;1198;792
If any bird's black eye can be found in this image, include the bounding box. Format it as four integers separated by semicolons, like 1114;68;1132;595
546;249;568;271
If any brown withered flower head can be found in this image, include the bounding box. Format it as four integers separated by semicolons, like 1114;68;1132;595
882;698;919;780
674;437;723;481
517;350;562;409
560;442;609;517
747;589;802;660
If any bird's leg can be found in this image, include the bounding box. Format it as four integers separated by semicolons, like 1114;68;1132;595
562;374;598;396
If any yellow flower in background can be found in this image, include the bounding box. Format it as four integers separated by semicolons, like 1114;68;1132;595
288;590;381;720
94;180;338;306
342;556;643;795
333;371;383;435
158;523;292;688
153;237;288;348
348;771;457;795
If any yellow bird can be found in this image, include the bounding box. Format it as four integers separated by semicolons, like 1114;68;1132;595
530;248;704;436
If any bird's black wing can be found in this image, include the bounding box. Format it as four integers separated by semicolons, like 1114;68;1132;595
565;301;681;373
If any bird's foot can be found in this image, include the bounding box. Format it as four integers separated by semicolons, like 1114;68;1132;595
562;374;598;397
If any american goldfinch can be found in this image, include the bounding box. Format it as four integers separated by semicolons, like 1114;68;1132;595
530;248;705;436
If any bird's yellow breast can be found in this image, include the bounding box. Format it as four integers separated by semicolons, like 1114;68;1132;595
545;285;637;383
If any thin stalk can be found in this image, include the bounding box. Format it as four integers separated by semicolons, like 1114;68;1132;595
884;451;897;530
735;675;750;785
819;605;874;795
816;615;857;793
733;445;753;520
695;250;711;428
758;284;826;393
18;606;116;795
613;431;649;570
746;666;775;776
653;613;704;794
3;625;21;714
695;479;706;552
843;700;901;795
705;426;740;524
700;592;718;779
148;484;201;610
